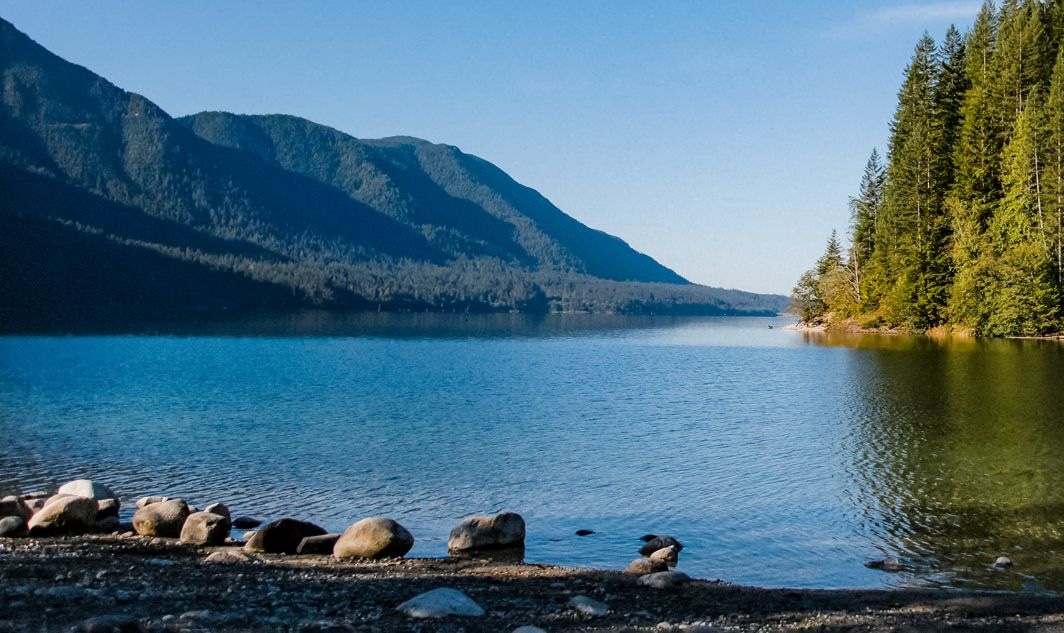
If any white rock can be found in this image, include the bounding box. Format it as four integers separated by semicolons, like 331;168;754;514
58;480;117;503
568;595;609;616
396;587;485;618
994;556;1014;568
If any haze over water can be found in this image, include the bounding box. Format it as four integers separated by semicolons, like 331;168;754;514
2;314;1063;591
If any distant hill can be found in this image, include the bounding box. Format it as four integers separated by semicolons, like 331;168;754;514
0;17;786;327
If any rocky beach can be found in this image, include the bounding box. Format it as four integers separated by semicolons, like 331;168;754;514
3;481;1064;632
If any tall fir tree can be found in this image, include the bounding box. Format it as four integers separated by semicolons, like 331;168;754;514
1047;44;1064;289
849;149;886;309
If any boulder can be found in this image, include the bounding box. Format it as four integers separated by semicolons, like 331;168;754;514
333;518;414;559
243;518;326;554
995;556;1014;568
180;511;230;546
626;557;669;575
0;515;27;537
24;497;48;514
637;571;691;590
650;545;679;564
396;587;484;618
0;495;32;521
297;533;342;555
27;495;98;535
132;499;189;537
232;516;261;529
448;512;525;553
639;535;683;556
58;480;118;508
203;503;231;523
136;496;168;509
96;498;120;520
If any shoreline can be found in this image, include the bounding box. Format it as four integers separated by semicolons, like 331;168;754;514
3;534;1064;632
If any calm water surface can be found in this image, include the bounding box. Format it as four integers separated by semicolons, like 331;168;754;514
2;313;1063;592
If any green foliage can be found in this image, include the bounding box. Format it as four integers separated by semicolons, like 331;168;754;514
795;2;1064;335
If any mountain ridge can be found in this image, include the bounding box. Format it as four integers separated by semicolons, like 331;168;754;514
0;17;786;326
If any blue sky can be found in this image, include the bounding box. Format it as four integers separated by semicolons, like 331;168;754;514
0;1;983;294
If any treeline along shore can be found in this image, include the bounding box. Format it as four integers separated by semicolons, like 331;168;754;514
4;478;1064;632
793;1;1064;337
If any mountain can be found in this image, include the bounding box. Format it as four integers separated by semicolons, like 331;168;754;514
0;17;785;328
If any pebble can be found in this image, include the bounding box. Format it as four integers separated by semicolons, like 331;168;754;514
568;595;609;616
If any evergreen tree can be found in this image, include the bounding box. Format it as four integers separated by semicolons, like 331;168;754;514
1047;44;1064;289
849;149;886;308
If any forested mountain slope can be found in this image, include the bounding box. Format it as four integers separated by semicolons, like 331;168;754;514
0;17;785;326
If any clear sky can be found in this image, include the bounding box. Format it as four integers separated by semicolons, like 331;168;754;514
0;1;983;295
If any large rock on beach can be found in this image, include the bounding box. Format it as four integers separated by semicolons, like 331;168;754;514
396;587;485;618
334;518;414;559
96;498;120;520
203;502;231;523
0;495;32;521
180;511;230;545
132;499;189;537
58;479;119;507
639;535;683;556
297;533;341;555
650;545;679;564
244;518;326;554
626;557;669;575
448;512;525;553
136;496;168;509
27;495;98;535
637;570;691;589
0;515;27;537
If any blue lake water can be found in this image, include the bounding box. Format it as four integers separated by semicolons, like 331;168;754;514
2;313;1063;591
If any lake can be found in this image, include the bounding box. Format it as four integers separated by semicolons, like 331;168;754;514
2;313;1063;592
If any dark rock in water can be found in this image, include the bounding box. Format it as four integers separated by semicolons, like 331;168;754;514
232;516;262;529
640;534;658;542
575;529;595;536
448;512;525;553
334;518;414;559
639;535;683;556
27;495;98;535
244;518;326;554
865;557;903;572
73;614;143;633
132;499;189;538
94;516;120;533
626;557;668;576
297;533;341;555
180;511;231;546
0;515;27;537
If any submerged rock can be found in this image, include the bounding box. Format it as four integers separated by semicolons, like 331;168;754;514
639;535;683;556
865;557;903;572
575;529;595;536
244;518;326;554
232;516;261;529
448;512;525;553
132;499;189;538
333;518;413;559
396;587;485;618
